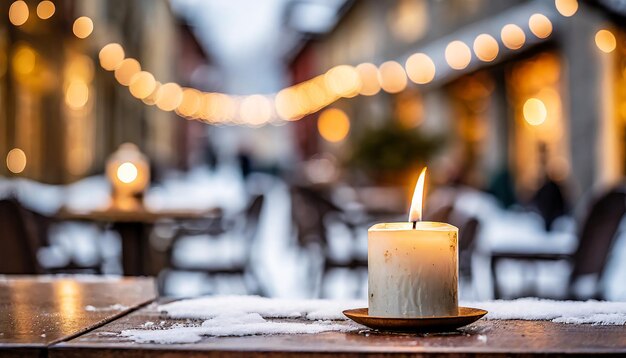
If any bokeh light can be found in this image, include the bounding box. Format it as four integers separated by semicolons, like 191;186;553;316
529;14;553;39
275;88;301;121
129;71;157;99
67;54;95;83
355;63;381;96
212;94;237;123
405;53;436;84
473;34;499;62
198;93;220;122
240;95;272;126
65;80;89;110
155;82;184;112
6;148;27;174
141;82;161;106
555;0;578;17
523;98;547;126
303;76;332;110
114;58;141;86
501;24;526;50
445;41;472;70
36;1;55;20
324;65;361;98
73;16;94;39
99;43;125;71
9;1;29;26
378;61;407;93
595;29;616;53
318;108;350;143
177;88;202;117
117;162;138;184
12;45;36;75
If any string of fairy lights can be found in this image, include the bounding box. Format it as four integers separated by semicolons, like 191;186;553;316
5;0;619;131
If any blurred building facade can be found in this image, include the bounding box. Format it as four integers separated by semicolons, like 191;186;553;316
0;0;211;184
287;0;626;204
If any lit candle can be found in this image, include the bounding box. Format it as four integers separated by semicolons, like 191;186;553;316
368;168;458;317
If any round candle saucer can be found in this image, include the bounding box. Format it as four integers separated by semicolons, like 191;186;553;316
343;307;487;333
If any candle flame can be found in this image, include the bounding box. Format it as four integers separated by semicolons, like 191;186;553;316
408;167;427;223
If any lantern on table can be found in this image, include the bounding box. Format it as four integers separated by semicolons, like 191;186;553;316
106;143;150;210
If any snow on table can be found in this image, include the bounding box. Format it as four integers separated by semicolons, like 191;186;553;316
467;298;626;324
121;296;364;344
119;295;626;344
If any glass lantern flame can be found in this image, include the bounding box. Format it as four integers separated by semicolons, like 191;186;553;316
106;143;149;210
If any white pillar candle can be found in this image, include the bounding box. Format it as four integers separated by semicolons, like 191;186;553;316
367;168;459;317
368;221;458;317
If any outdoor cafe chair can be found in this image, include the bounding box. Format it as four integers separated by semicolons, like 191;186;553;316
159;194;265;296
490;186;626;299
0;198;43;274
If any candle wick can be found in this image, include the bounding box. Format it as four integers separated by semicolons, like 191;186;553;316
412;221;416;229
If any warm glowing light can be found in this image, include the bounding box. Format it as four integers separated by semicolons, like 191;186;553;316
73;16;94;39
324;65;361;98
66;54;94;82
141;82;160;106
116;162;138;184
405;53;436;84
523;98;547;126
555;0;578;17
378;61;407;93
177;88;201;117
155;82;183;111
501;24;526;50
0;51;6;78
99;43;125;71
114;58;141;86
292;86;311;116
303;76;332;110
356;63;381;96
9;1;29;26
240;95;272;126
529;14;553;39
193;93;208;120
106;144;149;210
445;41;471;70
212;94;236;122
6;148;27;174
473;34;499;62
595;29;616;53
36;1;55;19
129;71;156;99
13;46;36;75
198;93;221;122
276;80;333;121
389;0;428;43
408;167;427;223
275;88;302;121
65;80;89;110
318;108;350;143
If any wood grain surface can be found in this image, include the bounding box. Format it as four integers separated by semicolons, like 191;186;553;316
0;275;156;356
51;300;626;357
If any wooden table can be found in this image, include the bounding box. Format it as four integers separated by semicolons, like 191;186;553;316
57;207;218;276
50;300;626;357
0;275;156;357
2;276;625;357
